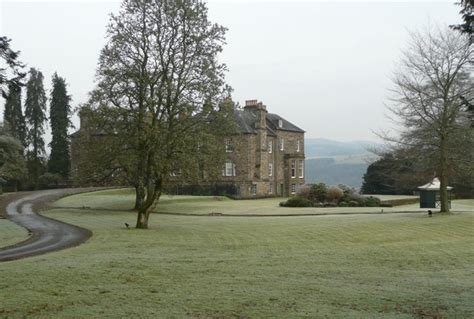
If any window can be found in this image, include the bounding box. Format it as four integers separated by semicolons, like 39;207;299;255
296;140;300;152
170;169;182;177
251;184;257;195
291;160;296;178
268;140;273;153
222;161;236;176
225;139;234;152
278;119;283;128
268;183;273;194
291;183;296;194
268;163;273;177
279;138;284;151
299;160;304;178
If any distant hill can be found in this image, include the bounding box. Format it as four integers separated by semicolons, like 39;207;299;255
304;139;380;189
305;138;376;158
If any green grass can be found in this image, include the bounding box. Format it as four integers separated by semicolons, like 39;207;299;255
366;194;418;201
0;219;29;248
1;190;474;317
53;188;473;216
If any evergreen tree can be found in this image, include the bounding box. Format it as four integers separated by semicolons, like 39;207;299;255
48;73;72;178
3;82;27;147
452;0;473;37
0;36;25;98
24;68;47;189
0;124;27;192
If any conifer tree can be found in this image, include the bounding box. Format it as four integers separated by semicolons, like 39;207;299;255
0;36;25;98
3;82;27;148
48;73;72;178
24;68;47;188
0;124;27;192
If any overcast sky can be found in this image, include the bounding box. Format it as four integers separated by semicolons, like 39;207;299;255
0;0;463;144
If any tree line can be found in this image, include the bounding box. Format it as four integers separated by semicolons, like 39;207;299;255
1;36;72;192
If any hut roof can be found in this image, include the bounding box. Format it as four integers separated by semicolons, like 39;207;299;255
418;178;453;191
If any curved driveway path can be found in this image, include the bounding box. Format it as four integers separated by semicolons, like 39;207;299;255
0;189;94;262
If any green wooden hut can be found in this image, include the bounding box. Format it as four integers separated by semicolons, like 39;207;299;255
418;178;453;209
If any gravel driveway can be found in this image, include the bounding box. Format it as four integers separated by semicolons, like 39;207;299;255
0;188;101;262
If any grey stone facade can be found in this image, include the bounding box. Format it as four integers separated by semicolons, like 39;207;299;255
219;100;305;198
70;100;305;197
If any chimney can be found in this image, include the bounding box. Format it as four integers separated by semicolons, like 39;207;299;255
244;99;267;130
244;99;266;112
79;109;88;131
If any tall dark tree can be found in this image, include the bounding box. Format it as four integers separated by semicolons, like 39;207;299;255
24;68;47;189
452;0;474;37
0;124;27;192
48;73;72;178
361;151;431;195
91;0;235;228
3;82;27;147
0;36;25;98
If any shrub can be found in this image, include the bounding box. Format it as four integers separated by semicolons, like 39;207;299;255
380;198;419;207
348;200;359;207
38;173;63;188
326;186;343;203
364;196;381;207
324;202;338;207
352;194;367;206
339;201;348;207
279;196;313;207
296;184;311;199
310;183;328;202
338;184;356;196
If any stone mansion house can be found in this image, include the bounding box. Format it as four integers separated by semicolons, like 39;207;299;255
217;99;305;198
71;99;305;198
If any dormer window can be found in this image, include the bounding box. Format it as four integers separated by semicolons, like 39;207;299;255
278;119;283;128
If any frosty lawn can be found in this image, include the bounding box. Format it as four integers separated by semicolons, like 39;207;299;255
0;190;473;318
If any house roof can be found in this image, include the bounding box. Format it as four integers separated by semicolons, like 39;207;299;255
267;113;305;133
418;178;453;191
234;110;305;136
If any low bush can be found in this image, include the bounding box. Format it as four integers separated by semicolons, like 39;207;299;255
279;197;313;207
296;184;311;199
380;198;419;207
339;201;348;207
364;196;381;207
348;200;359;207
326;186;343;203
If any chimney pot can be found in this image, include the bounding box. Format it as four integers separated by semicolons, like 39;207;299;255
245;99;258;107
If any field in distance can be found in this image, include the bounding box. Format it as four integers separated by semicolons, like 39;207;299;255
52;188;474;216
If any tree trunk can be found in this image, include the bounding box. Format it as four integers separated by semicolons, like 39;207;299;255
135;208;151;229
134;184;144;210
135;180;162;229
439;137;450;213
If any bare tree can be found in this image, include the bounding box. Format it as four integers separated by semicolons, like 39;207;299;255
385;26;473;212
